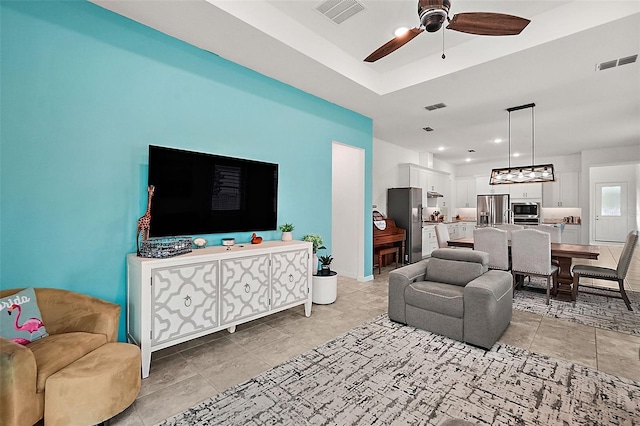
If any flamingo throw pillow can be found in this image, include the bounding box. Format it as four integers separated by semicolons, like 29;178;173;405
0;287;49;345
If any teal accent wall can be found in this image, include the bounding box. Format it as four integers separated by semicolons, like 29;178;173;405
0;1;373;340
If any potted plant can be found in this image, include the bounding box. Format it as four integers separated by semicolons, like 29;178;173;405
279;223;295;241
302;234;326;275
318;254;333;276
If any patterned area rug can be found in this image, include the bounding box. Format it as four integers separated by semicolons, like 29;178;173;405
160;316;640;426
513;278;640;336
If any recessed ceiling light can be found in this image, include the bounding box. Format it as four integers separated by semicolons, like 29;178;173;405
465;158;471;162
513;153;520;157
438;146;445;151
494;138;503;143
394;27;409;37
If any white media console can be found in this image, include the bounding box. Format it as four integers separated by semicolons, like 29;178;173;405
127;240;313;378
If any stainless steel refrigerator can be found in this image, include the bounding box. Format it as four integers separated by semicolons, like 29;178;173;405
387;187;422;264
477;194;511;226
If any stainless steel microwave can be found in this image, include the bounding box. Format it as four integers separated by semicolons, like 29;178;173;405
512;202;540;218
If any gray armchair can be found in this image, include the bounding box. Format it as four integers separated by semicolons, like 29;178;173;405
388;248;513;349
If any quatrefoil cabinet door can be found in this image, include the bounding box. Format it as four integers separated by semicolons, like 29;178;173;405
152;262;219;346
271;249;309;310
220;254;270;325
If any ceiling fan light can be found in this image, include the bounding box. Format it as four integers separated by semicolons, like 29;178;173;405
394;27;409;37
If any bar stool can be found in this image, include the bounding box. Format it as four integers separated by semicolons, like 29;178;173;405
375;246;399;274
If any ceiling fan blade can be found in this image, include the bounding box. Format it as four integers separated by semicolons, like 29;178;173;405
447;12;530;36
364;28;424;62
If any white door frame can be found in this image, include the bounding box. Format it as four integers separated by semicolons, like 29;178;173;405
332;142;365;281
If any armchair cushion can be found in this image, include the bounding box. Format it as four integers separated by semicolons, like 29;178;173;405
406;281;464;318
28;332;107;392
0;287;48;345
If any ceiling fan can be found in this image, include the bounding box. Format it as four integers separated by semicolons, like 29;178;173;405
364;0;530;62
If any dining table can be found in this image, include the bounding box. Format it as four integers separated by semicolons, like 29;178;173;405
446;237;600;300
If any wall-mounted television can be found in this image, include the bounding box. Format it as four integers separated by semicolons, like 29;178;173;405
148;145;278;237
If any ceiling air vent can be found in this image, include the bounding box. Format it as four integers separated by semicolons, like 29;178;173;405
618;54;638;66
597;54;638;71
598;60;617;71
316;0;365;25
423;127;435;132
424;103;447;111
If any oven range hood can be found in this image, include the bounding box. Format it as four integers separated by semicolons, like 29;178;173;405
426;191;443;198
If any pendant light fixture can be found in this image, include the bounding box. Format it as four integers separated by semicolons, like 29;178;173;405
489;102;555;185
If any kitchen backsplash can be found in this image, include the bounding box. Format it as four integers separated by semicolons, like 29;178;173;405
452;207;582;223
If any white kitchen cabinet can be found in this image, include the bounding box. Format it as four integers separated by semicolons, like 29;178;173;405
127;240;313;378
456;178;477;208
422;227;430;258
476;175;498;195
509;183;542;200
422;225;437;257
398;163;451;208
457;222;475;238
562;225;580;244
446;223;459;240
543;172;579;207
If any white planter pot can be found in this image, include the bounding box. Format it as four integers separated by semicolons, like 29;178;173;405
312;272;338;304
281;231;293;241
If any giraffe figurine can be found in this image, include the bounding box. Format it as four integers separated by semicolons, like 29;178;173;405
137;185;155;255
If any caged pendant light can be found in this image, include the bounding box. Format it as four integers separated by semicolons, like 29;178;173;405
489;103;555;185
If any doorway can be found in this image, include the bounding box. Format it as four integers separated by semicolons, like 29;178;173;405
594;182;628;242
332;142;365;280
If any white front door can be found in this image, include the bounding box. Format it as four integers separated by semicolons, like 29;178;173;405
595;182;628;242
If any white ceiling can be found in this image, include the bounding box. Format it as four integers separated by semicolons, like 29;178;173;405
91;0;640;165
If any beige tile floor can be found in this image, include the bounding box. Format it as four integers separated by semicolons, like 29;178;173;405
112;244;640;426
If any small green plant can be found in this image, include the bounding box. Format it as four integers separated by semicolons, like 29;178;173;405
279;223;295;232
302;234;326;253
318;254;333;266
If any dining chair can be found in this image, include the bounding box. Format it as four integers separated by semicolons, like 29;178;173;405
511;229;558;304
474;227;509;270
535;224;562;243
435;223;450;248
571;230;638;311
495;224;524;240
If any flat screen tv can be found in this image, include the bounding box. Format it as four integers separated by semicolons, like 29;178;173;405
148;145;278;237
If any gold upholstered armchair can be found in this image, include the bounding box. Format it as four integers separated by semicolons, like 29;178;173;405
0;288;139;426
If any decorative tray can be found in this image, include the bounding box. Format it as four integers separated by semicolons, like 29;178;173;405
139;237;193;258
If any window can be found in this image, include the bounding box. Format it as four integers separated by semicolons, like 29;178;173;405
600;185;621;216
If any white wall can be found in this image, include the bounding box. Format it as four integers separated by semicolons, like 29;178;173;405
372;138;419;216
332;142;365;280
581;144;640;242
